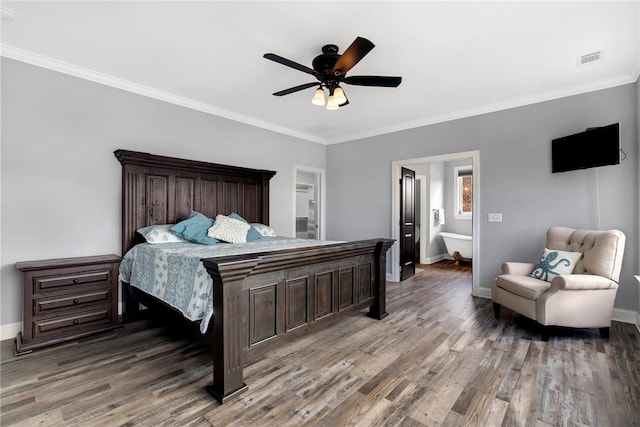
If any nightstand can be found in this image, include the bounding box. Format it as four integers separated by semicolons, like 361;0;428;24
15;254;121;355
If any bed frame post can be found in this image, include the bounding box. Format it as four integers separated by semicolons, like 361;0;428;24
121;282;140;321
202;257;258;403
368;239;394;320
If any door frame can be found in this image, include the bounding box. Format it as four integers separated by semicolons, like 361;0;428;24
292;164;326;240
415;174;428;264
390;150;483;297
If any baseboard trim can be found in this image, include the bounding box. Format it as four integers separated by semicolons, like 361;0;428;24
0;322;21;342
421;254;448;265
474;287;492;299
612;308;638;325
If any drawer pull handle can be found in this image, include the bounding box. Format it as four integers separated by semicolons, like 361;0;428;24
73;279;80;284
73;299;79;304
72;319;79;325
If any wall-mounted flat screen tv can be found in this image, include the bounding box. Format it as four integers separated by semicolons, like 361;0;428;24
551;123;620;173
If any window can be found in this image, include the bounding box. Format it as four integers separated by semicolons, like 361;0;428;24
454;166;472;219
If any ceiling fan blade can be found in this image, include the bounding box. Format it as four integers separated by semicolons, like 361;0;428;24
343;75;402;87
263;53;320;77
332;37;375;75
272;82;318;96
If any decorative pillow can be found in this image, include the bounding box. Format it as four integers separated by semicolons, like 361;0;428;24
530;248;583;282
228;212;262;242
250;223;277;237
137;224;187;244
207;214;251;244
171;211;219;245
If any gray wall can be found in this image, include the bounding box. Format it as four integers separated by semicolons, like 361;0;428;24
327;83;639;311
1;58;326;330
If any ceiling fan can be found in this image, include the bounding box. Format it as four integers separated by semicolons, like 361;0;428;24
263;36;402;110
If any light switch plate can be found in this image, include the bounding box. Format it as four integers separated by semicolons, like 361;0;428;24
488;213;503;223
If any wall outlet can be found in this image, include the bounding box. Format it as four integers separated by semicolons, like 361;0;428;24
488;213;503;223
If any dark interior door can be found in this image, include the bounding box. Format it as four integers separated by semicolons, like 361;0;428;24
400;167;416;281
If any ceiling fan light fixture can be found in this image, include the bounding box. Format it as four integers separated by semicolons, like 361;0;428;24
311;87;325;106
333;86;347;105
326;95;339;110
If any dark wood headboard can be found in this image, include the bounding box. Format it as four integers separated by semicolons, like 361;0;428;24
115;150;276;254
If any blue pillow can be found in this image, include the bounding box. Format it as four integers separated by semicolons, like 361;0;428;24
171;211;219;245
228;212;262;242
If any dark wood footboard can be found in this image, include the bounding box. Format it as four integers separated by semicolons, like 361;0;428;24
202;238;393;403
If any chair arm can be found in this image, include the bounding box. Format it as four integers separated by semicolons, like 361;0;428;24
550;274;619;291
501;262;536;276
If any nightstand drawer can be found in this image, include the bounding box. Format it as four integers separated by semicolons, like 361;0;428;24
34;270;112;293
34;289;113;315
33;307;114;339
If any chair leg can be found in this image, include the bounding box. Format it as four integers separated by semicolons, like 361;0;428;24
599;327;610;338
541;326;551;341
492;302;501;318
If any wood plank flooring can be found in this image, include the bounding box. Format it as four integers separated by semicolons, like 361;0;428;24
2;261;639;426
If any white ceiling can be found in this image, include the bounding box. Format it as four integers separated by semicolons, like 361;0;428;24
2;1;639;145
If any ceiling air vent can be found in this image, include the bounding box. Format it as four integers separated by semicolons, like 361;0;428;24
578;51;602;66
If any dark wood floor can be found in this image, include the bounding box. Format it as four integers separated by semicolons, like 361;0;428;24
2;261;639;426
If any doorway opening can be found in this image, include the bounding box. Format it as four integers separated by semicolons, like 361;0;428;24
390;151;481;297
293;165;325;240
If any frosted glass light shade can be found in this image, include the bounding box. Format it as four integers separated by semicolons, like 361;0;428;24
311;88;325;106
333;87;347;105
326;95;339;110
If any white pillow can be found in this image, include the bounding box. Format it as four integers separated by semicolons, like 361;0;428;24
530;248;583;282
250;223;277;237
137;224;187;243
207;215;251;244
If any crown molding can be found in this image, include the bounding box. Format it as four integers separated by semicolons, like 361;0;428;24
2;44;637;147
325;73;638;144
0;44;329;145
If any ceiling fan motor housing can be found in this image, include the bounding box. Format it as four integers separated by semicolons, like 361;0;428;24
312;44;342;79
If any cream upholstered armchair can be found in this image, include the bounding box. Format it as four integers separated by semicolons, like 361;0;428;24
492;226;625;339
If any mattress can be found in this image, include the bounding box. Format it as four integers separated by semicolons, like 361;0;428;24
119;236;339;333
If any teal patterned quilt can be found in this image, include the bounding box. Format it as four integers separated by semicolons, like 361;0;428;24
119;237;338;333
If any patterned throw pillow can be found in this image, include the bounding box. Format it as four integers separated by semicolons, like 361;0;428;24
228;212;262;242
250;223;277;237
207;214;251;244
137;224;187;243
530;248;583;282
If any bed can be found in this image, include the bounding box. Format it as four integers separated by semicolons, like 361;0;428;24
115;149;393;403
